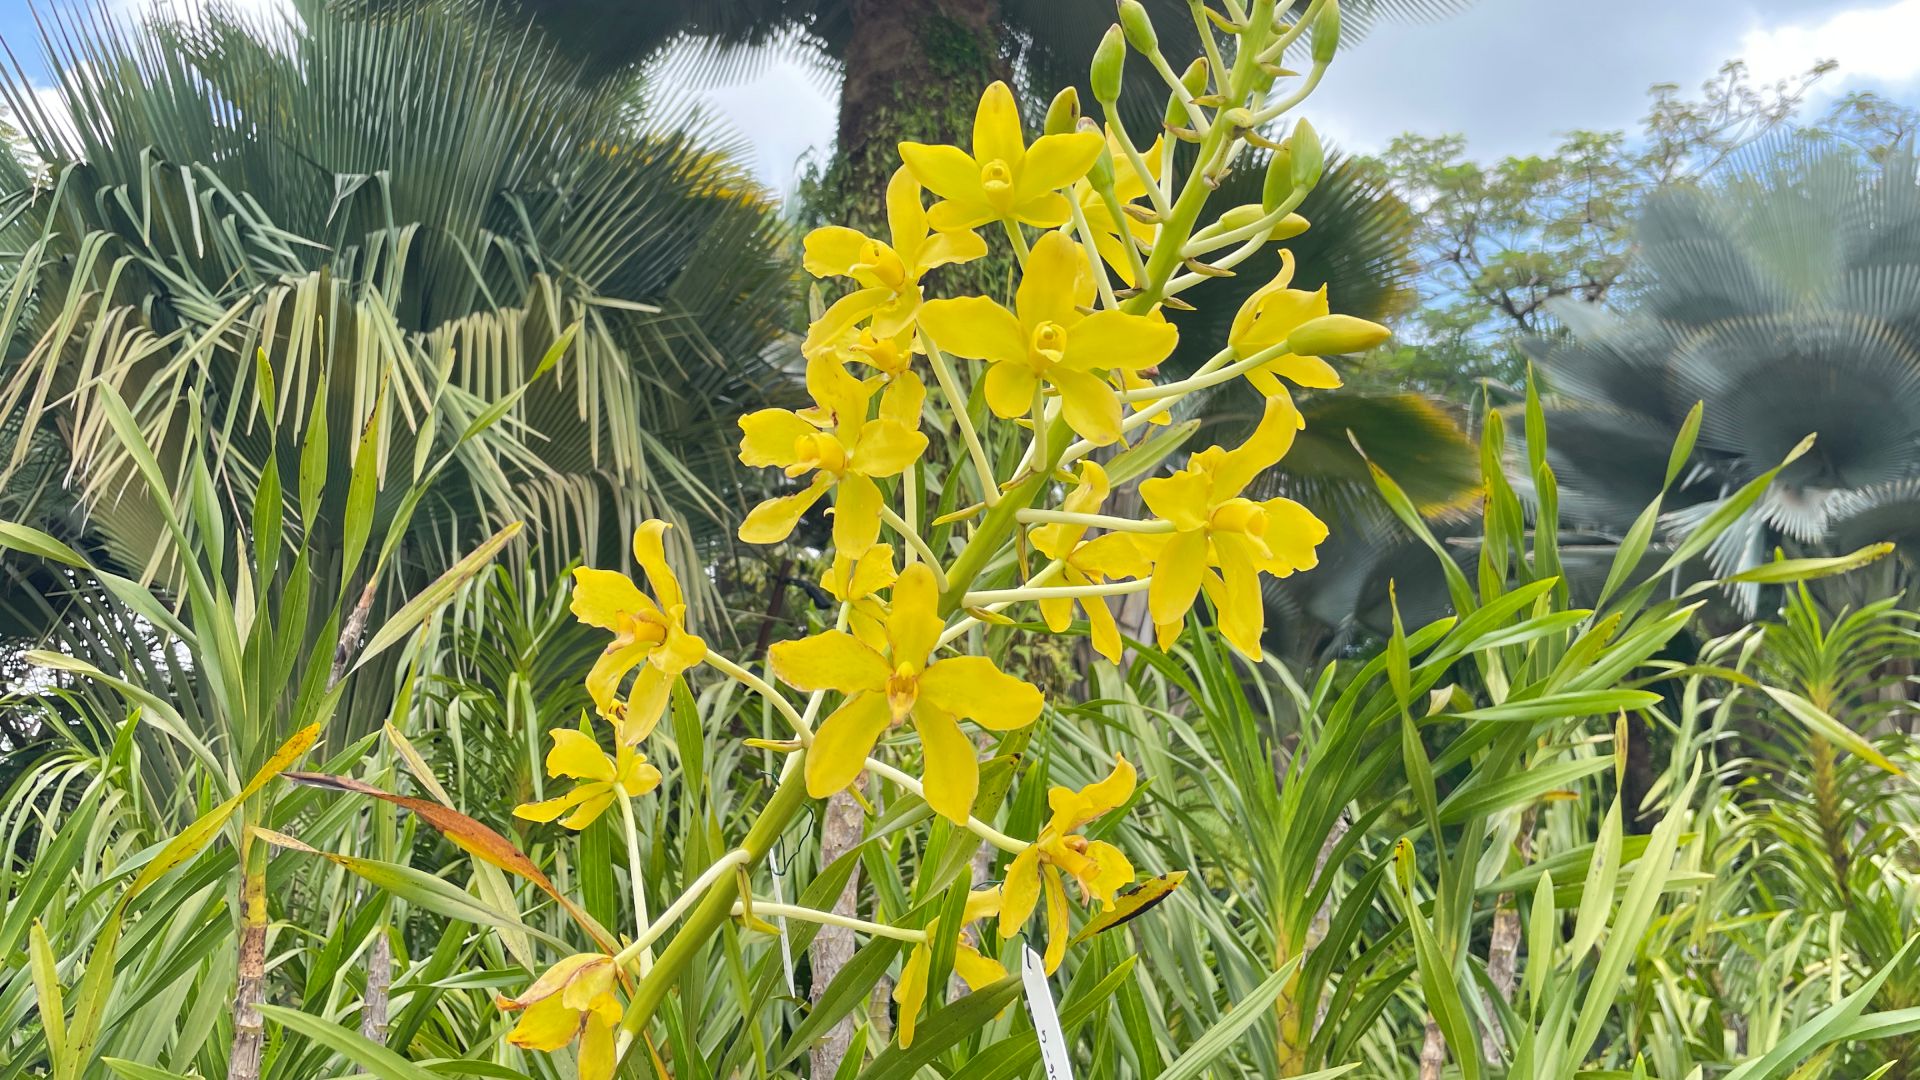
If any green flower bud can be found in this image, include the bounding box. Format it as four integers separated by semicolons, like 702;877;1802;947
1118;0;1157;54
1312;0;1341;65
1091;25;1126;103
1290;118;1325;193
1217;204;1266;231
1044;86;1080;136
1286;313;1391;356
1164;57;1208;127
1262;144;1294;214
1272;212;1311;241
1087;124;1118;190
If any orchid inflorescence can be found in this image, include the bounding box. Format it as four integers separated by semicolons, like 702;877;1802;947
500;0;1387;1071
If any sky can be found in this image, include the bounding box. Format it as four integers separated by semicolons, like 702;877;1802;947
3;0;1919;193
693;0;1920;192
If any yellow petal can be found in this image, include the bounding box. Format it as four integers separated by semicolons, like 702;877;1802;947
914;705;980;824
630;520;684;612
511;787;596;824
971;81;1025;174
883;168;929;264
804;288;893;357
585;638;653;719
1010;191;1072;229
655;615;707;674
1208;394;1301;501
892;941;931;1048
1109;132;1163;202
578;1015;617;1080
805;352;874;428
546;729;616;782
560;789;616;830
805;691;893;798
1079;840;1136;906
1248;353;1342;395
802;225;872;279
1146;529;1209;629
1037;593;1073;633
832;472;883;556
1051;367;1123;446
998;845;1043;939
1139;470;1210;532
954;943;1007;991
1072;532;1152;580
1213;532;1267;660
886;562;944;668
1084;595;1124;664
1015;231;1089;330
1062;310;1177;373
737;409;812;469
1079;754;1138;821
899;141;986;207
619;757;662;798
621;665;671;744
878;373;926;429
1041;869;1070;974
927;198;999;232
569;568;650;632
917;296;1025;364
769;629;891;694
560;957;616;1012
917;227;988;272
504;994;581;1052
851;418;928;477
738;475;832;545
983;360;1041;420
501;953;601;1009
1258;497;1329;572
918;657;1043;731
1015;131;1103;203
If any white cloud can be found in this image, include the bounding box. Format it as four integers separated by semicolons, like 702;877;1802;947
1740;0;1920;88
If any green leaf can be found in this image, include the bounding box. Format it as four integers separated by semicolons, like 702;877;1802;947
1761;685;1904;776
855;975;1026;1080
259;1004;444;1080
355;521;523;667
1157;959;1349;1080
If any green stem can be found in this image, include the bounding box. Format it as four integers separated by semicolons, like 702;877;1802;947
617;757;813;1043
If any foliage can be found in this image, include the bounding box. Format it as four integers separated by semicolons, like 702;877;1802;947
1525;147;1920;610
2;3;1919;1080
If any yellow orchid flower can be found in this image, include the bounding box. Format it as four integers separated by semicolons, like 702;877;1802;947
1074;130;1162;287
1029;462;1151;663
768;562;1043;824
738;354;928;554
917;231;1177;446
572;521;707;738
1227;250;1342;396
513;725;661;830
822;543;898;652
999;756;1138;974
894;887;1007;1047
1133;395;1328;658
496;952;622;1080
802;168;987;355
899;81;1104;231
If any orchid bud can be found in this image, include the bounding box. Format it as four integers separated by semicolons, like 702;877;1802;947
1272;213;1311;241
1312;0;1342;65
1165;57;1208;127
1091;26;1126;104
1045;86;1081;136
1118;0;1157;55
1290;118;1325;192
1286;314;1391;356
1262;144;1294;213
1217;204;1266;231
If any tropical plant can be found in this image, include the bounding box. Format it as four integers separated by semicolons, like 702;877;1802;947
1526;148;1920;612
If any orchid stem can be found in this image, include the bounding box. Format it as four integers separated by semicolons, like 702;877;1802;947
864;757;1029;854
706;651;812;743
731;900;929;943
962;578;1151;606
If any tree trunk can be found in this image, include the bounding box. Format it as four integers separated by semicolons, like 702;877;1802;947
808;784;866;1078
1479;804;1536;1062
820;0;1009;236
1418;1020;1447;1080
228;849;269;1080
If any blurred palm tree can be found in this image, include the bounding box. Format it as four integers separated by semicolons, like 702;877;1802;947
0;0;796;744
1525;148;1920;613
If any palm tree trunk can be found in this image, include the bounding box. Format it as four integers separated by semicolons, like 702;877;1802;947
808;783;866;1078
229;841;270;1080
823;0;1009;234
